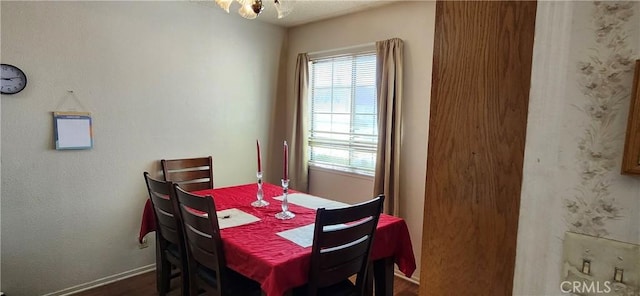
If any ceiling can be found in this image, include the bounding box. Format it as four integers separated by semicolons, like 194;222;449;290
192;0;405;28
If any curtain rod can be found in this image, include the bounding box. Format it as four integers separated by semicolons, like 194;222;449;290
308;42;376;60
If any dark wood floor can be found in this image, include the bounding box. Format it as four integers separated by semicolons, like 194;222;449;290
75;271;419;296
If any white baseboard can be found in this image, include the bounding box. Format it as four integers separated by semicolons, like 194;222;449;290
43;264;155;296
394;270;420;285
39;263;411;296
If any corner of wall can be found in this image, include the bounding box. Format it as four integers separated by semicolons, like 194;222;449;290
0;78;3;296
513;1;575;295
266;31;289;186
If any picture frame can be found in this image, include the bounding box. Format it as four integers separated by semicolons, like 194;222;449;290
621;60;640;175
53;111;93;150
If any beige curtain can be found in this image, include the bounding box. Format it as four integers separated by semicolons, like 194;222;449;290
374;38;403;216
290;53;310;192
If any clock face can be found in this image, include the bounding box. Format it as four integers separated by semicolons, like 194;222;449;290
1;64;27;95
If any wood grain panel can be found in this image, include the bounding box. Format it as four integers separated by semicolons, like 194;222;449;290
621;60;640;174
420;1;536;295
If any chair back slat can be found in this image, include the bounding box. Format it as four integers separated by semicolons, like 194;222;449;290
162;157;214;190
180;208;218;254
317;198;382;226
190;240;220;268
174;184;227;294
308;195;384;295
317;219;374;248
178;182;213;193
163;157;211;170
155;206;181;244
317;253;368;287
166;170;211;184
319;235;370;269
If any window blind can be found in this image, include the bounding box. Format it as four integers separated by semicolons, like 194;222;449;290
308;52;377;175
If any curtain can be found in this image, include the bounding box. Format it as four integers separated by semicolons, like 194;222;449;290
290;53;310;192
374;38;404;216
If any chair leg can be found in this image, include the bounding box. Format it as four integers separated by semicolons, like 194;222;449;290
364;264;374;296
179;257;190;295
159;263;172;295
156;239;171;296
373;257;394;296
188;264;199;296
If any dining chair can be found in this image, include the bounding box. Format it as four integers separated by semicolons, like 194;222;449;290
161;156;214;192
300;195;385;296
173;184;261;296
143;172;189;296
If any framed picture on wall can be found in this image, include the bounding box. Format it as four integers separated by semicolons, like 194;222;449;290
621;60;640;175
53;111;93;150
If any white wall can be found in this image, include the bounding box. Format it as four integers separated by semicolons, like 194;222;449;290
0;19;3;290
0;2;285;295
514;1;640;295
284;1;436;281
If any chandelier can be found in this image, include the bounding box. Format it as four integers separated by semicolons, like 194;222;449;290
215;0;294;20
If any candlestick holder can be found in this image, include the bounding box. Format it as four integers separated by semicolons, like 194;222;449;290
251;172;269;207
275;178;295;220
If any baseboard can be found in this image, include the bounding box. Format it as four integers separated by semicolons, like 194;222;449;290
394;270;420;285
43;264;155;296
40;263;410;295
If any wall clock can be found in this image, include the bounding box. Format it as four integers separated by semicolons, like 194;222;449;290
1;64;27;95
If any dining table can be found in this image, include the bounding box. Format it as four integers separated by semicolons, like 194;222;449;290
139;182;416;296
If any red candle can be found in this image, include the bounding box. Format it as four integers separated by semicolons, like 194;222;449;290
283;141;288;180
256;140;262;173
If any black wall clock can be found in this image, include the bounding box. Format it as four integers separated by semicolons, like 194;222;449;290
1;64;27;95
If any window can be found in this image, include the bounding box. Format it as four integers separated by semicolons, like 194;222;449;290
308;52;377;175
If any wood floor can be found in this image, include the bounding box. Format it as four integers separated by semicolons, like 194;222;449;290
75;271;419;296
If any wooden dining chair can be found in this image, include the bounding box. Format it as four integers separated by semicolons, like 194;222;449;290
161;156;214;192
300;195;385;296
143;172;189;296
173;184;261;296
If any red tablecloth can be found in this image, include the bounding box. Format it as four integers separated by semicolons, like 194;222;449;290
139;183;416;296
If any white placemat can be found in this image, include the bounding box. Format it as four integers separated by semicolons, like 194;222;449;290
276;223;350;248
216;208;260;229
277;223;315;248
273;193;349;209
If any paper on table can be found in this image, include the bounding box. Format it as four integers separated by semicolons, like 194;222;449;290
277;223;349;248
273;193;349;209
277;223;315;248
216;208;260;229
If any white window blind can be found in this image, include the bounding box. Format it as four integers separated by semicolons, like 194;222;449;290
308;52;378;175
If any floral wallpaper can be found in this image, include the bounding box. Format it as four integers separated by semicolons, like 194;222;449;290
564;1;636;237
513;2;639;295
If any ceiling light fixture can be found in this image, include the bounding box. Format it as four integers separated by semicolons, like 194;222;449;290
215;0;293;20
